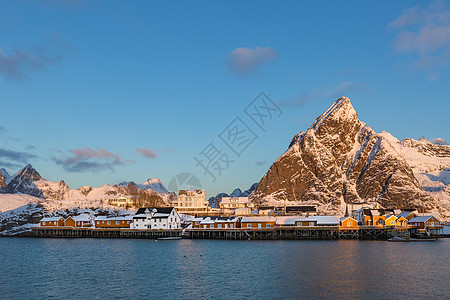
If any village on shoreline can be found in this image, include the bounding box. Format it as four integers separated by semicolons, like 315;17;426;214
32;189;446;240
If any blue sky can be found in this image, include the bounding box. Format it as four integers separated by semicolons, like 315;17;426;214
1;0;449;198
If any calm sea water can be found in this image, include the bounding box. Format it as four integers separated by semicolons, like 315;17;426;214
0;238;449;299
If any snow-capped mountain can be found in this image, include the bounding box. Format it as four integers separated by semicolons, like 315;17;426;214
250;97;445;217
119;178;169;194
5;164;44;198
0;164;172;212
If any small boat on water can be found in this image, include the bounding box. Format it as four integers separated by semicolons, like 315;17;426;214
387;237;436;242
157;237;182;240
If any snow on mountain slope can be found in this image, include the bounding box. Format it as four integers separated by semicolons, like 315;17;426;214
0;194;43;213
379;131;450;214
419;136;448;146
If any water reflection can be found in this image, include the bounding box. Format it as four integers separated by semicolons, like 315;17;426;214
0;238;448;299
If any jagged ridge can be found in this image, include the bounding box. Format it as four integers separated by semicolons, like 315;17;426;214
250;97;440;215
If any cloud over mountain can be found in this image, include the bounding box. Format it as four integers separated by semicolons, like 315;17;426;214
0;148;37;169
52;147;133;172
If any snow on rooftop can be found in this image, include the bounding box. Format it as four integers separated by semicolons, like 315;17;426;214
95;215;133;221
241;216;276;223
71;214;91;222
275;216;307;225
307;216;340;225
41;216;63;222
409;216;436;223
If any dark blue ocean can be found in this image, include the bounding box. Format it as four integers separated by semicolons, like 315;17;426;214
0;238;449;299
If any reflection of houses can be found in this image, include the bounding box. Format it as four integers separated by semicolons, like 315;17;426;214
171;190;209;214
219;197;255;215
131;207;181;230
94;216;133;228
107;195;140;207
40;217;65;227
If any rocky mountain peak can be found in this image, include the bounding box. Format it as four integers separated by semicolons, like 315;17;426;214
14;164;43;182
251;97;439;215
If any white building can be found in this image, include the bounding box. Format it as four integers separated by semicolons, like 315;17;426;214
106;195;139;207
219;196;255;215
171;190;209;214
131;207;181;230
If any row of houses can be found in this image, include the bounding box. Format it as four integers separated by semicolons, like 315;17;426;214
351;208;442;228
191;216;342;229
40;207;182;230
190;214;444;231
40;206;444;234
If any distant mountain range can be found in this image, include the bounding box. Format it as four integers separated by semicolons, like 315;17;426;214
250;97;450;218
208;183;258;208
0;164;172;213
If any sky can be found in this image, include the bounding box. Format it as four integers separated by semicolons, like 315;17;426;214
0;0;449;198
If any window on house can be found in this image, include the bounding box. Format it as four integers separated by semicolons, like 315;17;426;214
266;224;271;228
247;224;251;228
309;222;314;226
116;221;119;225
218;224;222;228
230;224;233;228
107;221;111;225
42;222;46;225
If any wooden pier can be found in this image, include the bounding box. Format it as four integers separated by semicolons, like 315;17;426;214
184;226;397;240
31;225;437;240
32;227;182;239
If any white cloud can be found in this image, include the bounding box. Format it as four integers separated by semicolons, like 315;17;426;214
226;47;278;74
389;1;450;76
